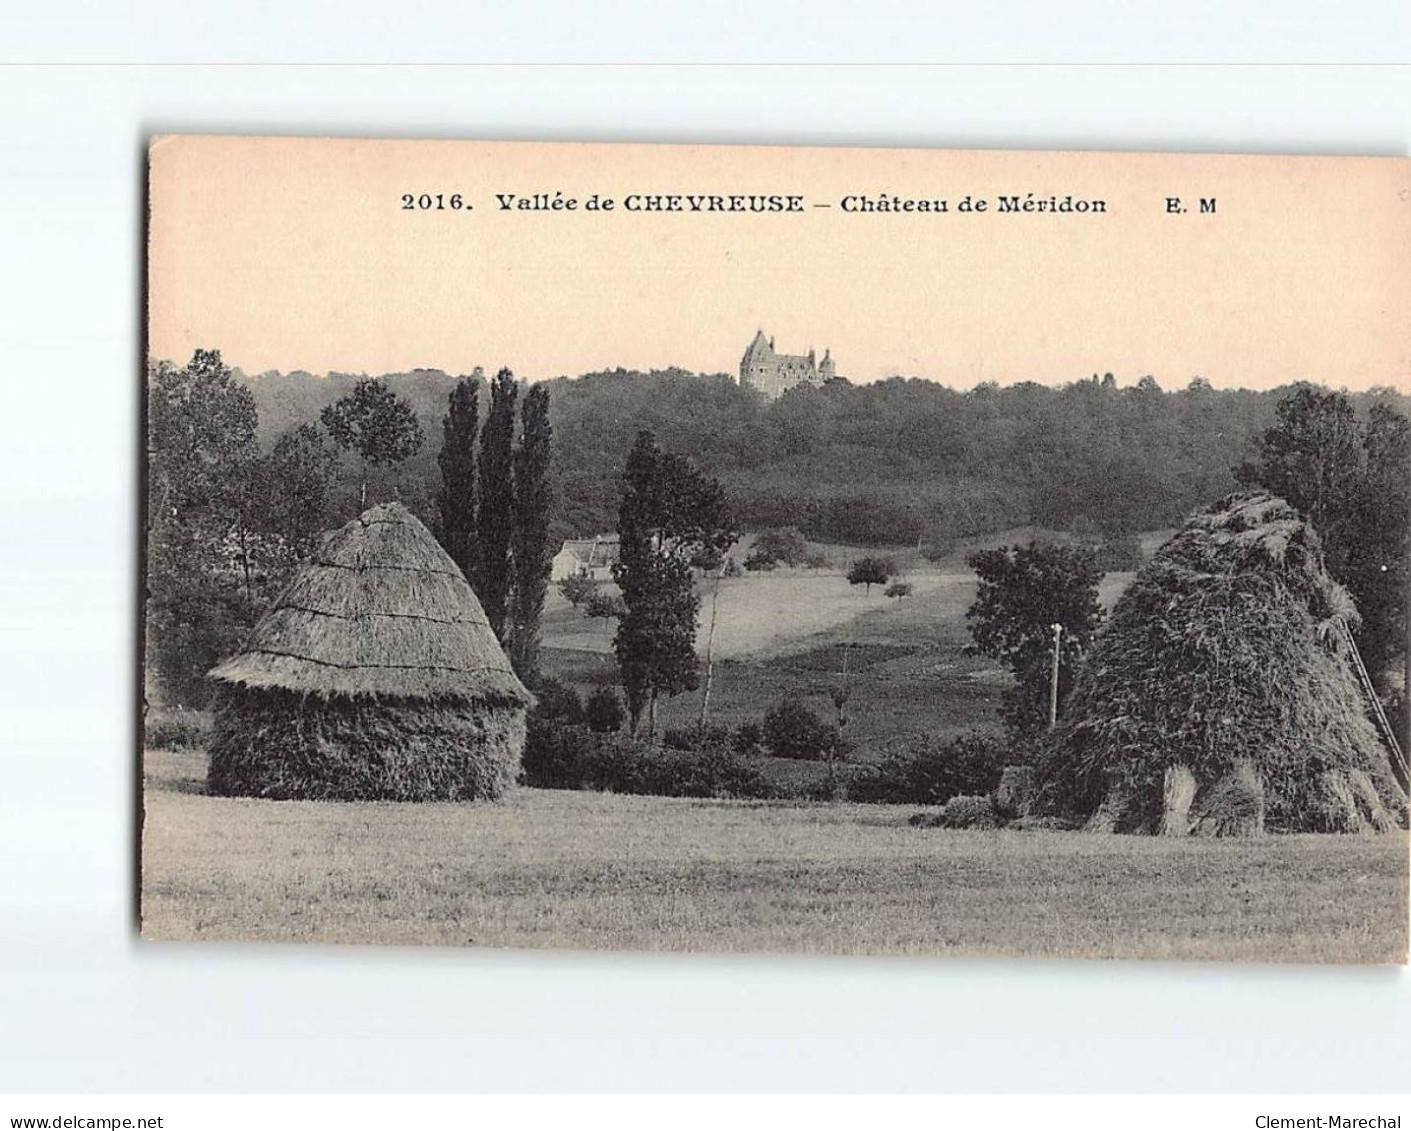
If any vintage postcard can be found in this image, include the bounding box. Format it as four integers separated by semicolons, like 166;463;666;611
142;137;1410;961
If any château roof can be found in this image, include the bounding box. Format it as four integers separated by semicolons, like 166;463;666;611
742;329;773;363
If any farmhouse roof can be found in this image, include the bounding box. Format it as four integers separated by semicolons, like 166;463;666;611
557;534;620;570
209;502;531;705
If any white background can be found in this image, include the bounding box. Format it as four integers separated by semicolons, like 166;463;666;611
1;25;1409;1096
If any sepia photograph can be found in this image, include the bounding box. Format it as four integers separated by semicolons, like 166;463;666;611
140;136;1409;963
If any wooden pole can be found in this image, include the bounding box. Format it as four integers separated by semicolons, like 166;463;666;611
698;561;724;729
1342;621;1408;781
828;643;851;796
1048;623;1063;729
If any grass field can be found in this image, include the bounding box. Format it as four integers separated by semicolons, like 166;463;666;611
539;556;1138;759
142;749;1408;963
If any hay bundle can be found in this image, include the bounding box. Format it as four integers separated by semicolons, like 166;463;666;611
1158;765;1198;836
995;765;1036;817
1189;759;1264;837
1034;493;1406;835
208;502;532;801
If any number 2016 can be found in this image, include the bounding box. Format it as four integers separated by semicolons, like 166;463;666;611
401;194;466;210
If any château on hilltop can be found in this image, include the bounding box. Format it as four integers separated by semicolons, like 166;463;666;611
739;330;837;400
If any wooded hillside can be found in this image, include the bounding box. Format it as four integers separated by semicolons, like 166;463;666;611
234;364;1407;551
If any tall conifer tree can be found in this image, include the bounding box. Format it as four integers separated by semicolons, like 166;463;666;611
474;367;518;640
435;376;479;582
509;384;554;676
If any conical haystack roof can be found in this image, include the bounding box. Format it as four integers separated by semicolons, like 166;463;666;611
1035;493;1406;834
210;502;531;706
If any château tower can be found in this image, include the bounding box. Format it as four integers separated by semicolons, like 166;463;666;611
739;330;836;400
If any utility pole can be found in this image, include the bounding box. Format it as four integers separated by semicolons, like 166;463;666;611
1048;622;1063;729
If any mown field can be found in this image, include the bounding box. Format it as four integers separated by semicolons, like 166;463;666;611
142;750;1409;963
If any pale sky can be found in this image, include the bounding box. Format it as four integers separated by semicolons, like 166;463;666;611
149;137;1410;391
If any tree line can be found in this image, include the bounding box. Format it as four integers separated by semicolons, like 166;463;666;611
228;362;1406;554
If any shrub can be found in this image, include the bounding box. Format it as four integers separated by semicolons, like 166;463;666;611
650;741;767;799
584;590;627;619
733;720;765;756
662;723;733;751
144;707;210;751
581;731;660;794
520;718;768;799
558;574;598;608
761;697;834;761
743;550;779;572
722;556;744;578
519;710;767;795
851;733;1008;805
520;720;593;790
584;685;625;733
885;581;914;601
529;675;584;725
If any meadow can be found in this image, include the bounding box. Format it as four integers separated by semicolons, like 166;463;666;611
141;749;1408;962
539;545;1139;761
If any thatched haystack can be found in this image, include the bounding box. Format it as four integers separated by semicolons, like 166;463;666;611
207;502;532;801
1034;493;1407;835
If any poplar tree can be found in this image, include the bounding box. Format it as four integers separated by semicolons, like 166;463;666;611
474;367;518;640
435;376;479;582
613;431;735;736
509;384;554;676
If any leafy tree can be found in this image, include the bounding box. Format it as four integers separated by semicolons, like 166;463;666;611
146;350;261;703
847;555;895;594
320;377;423;507
226;423;338;610
148;349;258;529
966;541;1105;736
750;526;809;568
1349;403;1410;698
613;430;736;735
584;686;625;733
258;423;338;557
436;377;479;582
1235;384;1362;534
558;574;598;609
1238;387;1410;695
509;384;554;676
473;368;517;640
